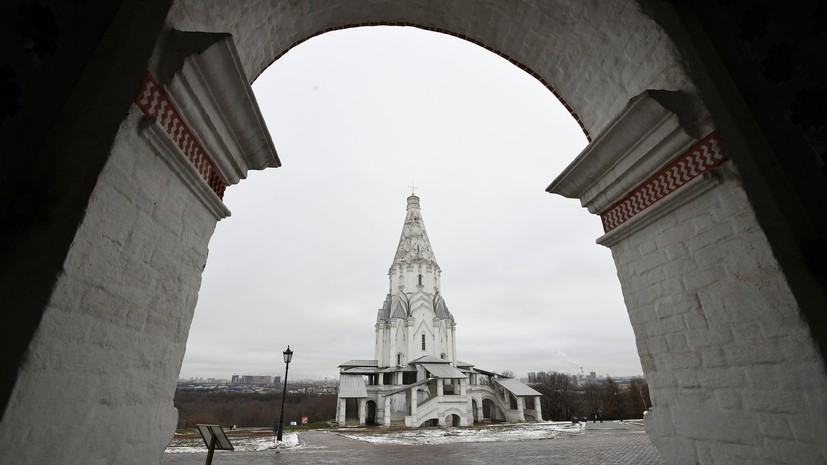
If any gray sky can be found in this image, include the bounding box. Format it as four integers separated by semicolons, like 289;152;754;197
177;26;642;382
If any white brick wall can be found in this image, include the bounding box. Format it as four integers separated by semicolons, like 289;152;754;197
164;0;689;139
610;164;827;464
0;109;218;465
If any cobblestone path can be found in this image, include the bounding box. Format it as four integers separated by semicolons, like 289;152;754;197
160;421;666;465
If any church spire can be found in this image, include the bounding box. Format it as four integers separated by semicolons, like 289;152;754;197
391;194;439;271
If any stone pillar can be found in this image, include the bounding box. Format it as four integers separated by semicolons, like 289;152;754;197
476;399;484;423
548;93;827;464
516;397;525;422
534;396;543;421
459;378;467;396
389;320;398;366
375;323;385;366
436;380;444;397
358;399;366;426
450;323;458;366
0;31;280;465
336;398;347;426
409;387;418;426
383;396;392;428
416;365;426;381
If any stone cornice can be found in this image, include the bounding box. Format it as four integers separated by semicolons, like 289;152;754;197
140;119;231;219
599;133;727;235
547;91;727;241
135;72;228;199
156;31;280;184
136;31;279;211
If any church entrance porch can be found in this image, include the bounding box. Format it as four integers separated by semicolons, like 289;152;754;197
365;401;377;426
344;399;360;425
482;399;504;423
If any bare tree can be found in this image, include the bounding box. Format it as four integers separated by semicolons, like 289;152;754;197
532;371;576;421
623;378;648;419
582;381;602;421
603;376;622;420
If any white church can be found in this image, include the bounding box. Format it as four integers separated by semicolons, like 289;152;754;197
335;194;543;427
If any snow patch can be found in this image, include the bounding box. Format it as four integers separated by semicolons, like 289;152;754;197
336;421;584;445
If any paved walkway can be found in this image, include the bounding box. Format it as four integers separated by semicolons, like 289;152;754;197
160;421;666;465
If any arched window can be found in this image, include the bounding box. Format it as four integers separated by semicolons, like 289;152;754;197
421;333;426;350
418;274;423;286
397;353;402;366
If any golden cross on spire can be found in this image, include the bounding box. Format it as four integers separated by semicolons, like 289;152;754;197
409;181;417;196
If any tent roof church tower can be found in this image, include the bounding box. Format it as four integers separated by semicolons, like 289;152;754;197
336;192;541;428
391;194;440;273
376;193;455;367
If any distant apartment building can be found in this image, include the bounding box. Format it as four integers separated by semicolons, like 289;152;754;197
231;374;273;385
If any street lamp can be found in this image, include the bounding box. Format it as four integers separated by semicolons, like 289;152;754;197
276;345;293;442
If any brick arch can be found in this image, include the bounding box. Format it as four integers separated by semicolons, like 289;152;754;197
259;21;593;141
166;0;691;139
3;2;827;465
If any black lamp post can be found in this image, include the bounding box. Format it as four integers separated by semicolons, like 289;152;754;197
276;345;293;442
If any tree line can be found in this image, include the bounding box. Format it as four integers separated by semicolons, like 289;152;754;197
174;389;337;429
530;372;651;421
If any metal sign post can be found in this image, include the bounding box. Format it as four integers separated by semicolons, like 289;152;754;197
196;424;234;465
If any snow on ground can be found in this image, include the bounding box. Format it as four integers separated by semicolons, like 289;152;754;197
164;430;300;453
336;421;585;445
164;421;586;453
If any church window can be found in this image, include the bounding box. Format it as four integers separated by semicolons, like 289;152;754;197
421;333;426;350
418;274;422;286
397;353;402;365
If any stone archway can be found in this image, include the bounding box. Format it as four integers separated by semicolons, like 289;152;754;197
365;400;377;426
1;2;826;465
446;414;461;427
482;398;503;423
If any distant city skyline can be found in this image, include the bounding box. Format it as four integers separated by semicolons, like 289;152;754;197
177;27;643;382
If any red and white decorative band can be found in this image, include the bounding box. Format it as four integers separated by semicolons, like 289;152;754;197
134;72;227;199
600;131;728;233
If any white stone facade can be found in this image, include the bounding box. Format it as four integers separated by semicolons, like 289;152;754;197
337;195;542;428
549;93;827;464
375;195;457;367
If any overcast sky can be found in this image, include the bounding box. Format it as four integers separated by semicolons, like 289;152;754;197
177;26;642;382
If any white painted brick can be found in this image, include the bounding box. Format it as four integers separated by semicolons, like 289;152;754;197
700;347;727;368
681;265;727;292
713;389;743;410
761;438;826;465
0;109;219;465
691;211;716;233
704;367;748;389
673;368;700;388
662;351;702;370
757;412;793;439
742;389;807;415
638;237;658;255
724;340;787;366
685;324;734;349
685;221;736;254
666;332;689;351
653;299;675;319
681;312;708;332
642;335;669;355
